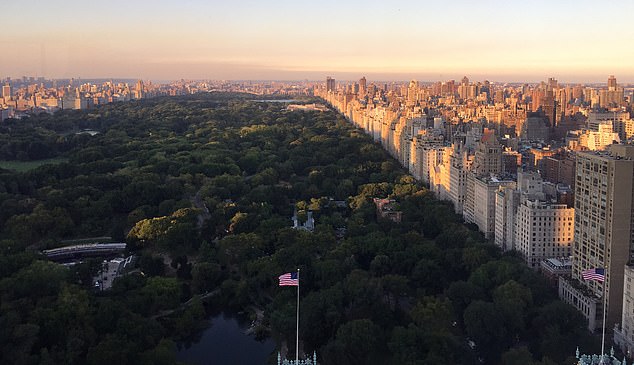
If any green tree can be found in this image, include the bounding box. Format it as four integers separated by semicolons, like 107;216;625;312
493;280;533;337
501;346;538;365
217;233;265;267
138;339;178;365
141;277;181;313
410;297;454;333
326;319;382;365
388;325;425;365
464;300;508;361
191;262;222;293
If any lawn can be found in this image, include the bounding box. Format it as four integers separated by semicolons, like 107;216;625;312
0;158;69;172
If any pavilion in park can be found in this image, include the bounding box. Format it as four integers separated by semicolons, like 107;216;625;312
575;346;627;365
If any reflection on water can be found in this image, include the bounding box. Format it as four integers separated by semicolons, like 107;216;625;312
177;312;275;365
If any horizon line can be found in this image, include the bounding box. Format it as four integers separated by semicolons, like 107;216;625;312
2;76;629;86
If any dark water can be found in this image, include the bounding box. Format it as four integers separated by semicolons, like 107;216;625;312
177;312;275;365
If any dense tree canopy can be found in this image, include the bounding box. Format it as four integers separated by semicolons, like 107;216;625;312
0;93;598;364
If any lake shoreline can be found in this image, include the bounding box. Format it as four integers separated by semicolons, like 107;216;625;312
176;308;276;365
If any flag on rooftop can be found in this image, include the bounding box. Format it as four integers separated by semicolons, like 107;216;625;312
279;272;299;286
582;268;605;282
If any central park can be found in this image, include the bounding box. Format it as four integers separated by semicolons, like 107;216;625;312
0;93;598;364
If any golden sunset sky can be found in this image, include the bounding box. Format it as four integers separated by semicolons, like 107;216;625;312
2;0;634;82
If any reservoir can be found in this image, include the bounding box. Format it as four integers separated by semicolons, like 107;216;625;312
177;312;276;365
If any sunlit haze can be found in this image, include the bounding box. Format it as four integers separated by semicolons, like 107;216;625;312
3;0;634;82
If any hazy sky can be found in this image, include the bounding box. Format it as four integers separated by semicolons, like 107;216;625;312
3;0;634;82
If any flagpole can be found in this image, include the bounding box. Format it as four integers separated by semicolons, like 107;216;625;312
296;268;300;364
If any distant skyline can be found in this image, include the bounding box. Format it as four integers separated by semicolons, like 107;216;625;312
3;0;634;83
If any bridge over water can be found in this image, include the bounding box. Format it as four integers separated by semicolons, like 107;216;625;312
42;243;126;262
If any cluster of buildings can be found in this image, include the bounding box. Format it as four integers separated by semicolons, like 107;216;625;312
209;80;315;96
0;78;156;119
0;77;315;121
316;75;634;356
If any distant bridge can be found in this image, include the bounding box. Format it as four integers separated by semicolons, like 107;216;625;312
43;243;126;261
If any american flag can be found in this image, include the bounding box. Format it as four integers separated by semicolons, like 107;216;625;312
582;268;605;282
279;272;299;286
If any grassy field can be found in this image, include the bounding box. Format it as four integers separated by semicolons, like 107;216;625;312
0;158;69;172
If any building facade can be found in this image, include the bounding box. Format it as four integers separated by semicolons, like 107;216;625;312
560;145;634;331
514;200;574;268
614;264;634;357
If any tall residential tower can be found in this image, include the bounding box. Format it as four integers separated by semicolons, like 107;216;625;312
559;145;634;331
326;77;335;93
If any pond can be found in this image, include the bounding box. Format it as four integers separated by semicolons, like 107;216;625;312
177;312;276;365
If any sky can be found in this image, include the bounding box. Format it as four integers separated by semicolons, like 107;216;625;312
2;0;634;82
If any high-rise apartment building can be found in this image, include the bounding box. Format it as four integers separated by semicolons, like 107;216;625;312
548;77;558;90
473;128;502;177
326;77;335;92
600;75;624;108
584;110;634;143
559;145;634;331
359;76;366;95
494;185;519;251
586;110;631;132
134;80;144;99
411;133;445;184
520;112;550;141
494;169;574;263
573;123;620;151
514;199;574;268
541;90;557;126
2;83;11;101
542;151;576;188
448;142;473;215
608;75;617;91
464;175;514;239
431;146;453;202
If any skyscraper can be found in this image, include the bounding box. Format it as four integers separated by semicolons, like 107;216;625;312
326;77;335;92
559;144;634;331
135;80;144;99
548;77;558;90
608;75;617;91
359;76;366;95
2;83;11;101
541;90;557;127
473;128;502;177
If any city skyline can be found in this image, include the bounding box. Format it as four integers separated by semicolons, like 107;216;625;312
3;0;634;82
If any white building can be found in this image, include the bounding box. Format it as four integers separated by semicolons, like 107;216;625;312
409;130;444;184
575;123;620;151
448;142;473;215
431;146;453;201
494;169;574;265
494;186;519;251
514;200;574;268
464;174;515;239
